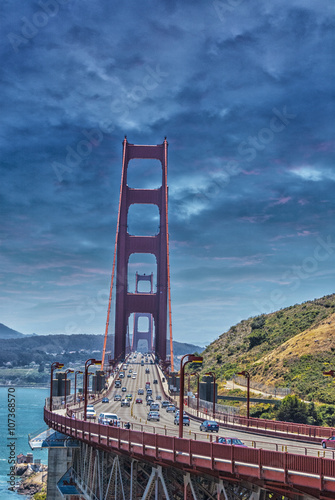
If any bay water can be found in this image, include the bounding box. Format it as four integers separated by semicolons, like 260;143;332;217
0;387;49;499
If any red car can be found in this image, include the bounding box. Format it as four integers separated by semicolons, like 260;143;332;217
218;437;247;447
322;436;335;449
135;398;143;404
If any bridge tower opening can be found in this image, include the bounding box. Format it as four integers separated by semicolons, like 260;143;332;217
131;272;154;352
103;137;173;366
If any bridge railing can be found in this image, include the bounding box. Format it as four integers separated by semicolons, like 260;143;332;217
44;408;335;495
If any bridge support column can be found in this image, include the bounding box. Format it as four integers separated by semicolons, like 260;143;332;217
183;473;201;499
217;480;229;500
141;465;171;500
46;447;74;500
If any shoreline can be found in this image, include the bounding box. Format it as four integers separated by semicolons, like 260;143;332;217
0;384;48;388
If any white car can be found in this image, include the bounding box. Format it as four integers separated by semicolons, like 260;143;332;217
86;408;96;419
98;412;119;426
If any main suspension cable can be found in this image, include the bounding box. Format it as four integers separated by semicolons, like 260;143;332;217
101;137;127;369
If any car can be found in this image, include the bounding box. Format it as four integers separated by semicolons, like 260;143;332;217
122;387;127;392
145;368;150;374
150;403;160;411
174;415;190;426
132;375;136;379
146;389;153;396
129;369;132;373
87;404;94;409
127;373;132;378
156;395;162;400
115;380;121;388
217;437;248;447
98;412;119;426
200;420;219;432
153;379;158;384
114;394;121;401
322;436;335;449
126;394;132;400
86;409;96;419
166;405;176;413
175;410;186;418
102;397;109;403
147;411;160;421
135;398;143;404
146;398;154;406
138;388;144;395
121;399;130;407
161;400;170;408
119;372;125;379
133;372;137;376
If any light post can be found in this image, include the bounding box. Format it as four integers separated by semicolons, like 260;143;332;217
84;359;102;420
74;370;83;405
49;362;64;411
237;370;250;420
64;369;74;408
205;372;216;420
190;372;200;416
179;354;203;438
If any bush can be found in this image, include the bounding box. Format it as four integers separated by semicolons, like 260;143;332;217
276;395;308;423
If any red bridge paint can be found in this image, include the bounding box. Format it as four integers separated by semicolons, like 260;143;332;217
114;139;169;362
45;409;335;497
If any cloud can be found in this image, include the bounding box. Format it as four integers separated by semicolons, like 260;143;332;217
290;166;335;182
0;0;334;345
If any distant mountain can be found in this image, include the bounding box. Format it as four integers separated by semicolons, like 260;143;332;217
170;341;202;357
0;331;202;367
0;323;25;339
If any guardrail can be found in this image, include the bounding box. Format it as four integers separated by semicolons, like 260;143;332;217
44;408;335;496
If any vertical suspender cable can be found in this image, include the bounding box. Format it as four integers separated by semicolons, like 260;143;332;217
164;138;174;372
101;138;127;369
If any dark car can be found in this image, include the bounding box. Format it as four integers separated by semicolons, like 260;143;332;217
322;436;335;449
200;420;219;432
218;437;247;447
174;415;190;426
102;397;109;403
153;379;158;384
122;387;127;392
114;394;121;401
135;398;143;404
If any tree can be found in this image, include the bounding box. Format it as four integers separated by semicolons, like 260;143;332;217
276;395;308;423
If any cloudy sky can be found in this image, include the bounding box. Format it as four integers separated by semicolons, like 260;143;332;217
1;0;334;348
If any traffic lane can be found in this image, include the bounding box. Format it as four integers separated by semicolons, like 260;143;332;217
86;361;333;458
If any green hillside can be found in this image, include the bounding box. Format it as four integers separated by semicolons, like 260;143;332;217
197;294;335;404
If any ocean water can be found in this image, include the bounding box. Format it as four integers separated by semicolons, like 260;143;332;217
0;387;49;500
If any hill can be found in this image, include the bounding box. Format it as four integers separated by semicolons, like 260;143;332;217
198;294;335;404
0;331;201;368
0;323;24;339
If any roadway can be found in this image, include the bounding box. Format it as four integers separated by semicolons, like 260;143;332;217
83;352;334;460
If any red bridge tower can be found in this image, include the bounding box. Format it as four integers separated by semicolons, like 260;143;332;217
104;138;173;365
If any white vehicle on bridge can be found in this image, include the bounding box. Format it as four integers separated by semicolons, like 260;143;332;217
98;412;120;426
